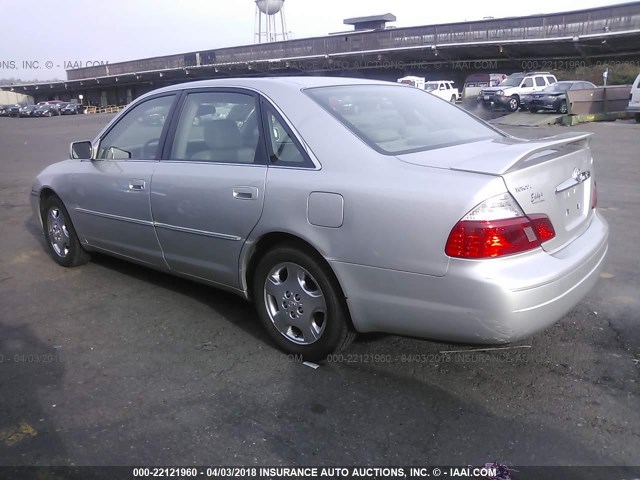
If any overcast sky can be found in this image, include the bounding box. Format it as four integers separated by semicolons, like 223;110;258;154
0;0;629;81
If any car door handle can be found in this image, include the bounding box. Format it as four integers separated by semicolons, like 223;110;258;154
129;180;146;191
232;186;258;200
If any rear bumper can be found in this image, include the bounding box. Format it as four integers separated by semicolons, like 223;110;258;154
626;105;640;113
332;212;608;344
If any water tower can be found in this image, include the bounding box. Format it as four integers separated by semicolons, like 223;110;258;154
255;0;289;43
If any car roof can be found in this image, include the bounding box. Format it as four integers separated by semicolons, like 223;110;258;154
147;76;395;97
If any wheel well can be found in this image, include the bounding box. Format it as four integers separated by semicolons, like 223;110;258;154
244;232;355;330
39;188;57;214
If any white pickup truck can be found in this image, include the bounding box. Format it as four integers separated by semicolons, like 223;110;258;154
397;77;459;103
424;80;459;103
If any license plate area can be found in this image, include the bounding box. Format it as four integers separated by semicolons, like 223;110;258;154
556;185;589;230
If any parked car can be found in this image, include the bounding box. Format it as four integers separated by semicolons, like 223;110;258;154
8;104;22;117
34;103;60;117
626;72;640;123
19;104;37;117
61;103;84;115
54;102;70;112
424;80;459;103
0;104;13;116
479;72;558;112
526;81;597;114
31;77;608;361
461;73;506;99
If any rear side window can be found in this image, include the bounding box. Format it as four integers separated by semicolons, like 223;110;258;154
535;77;546;86
546;76;557;85
306;85;500;155
263;104;314;168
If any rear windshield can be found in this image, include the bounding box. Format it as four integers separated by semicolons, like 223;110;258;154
305;84;500;155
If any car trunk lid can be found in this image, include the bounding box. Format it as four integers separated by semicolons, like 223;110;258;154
400;132;596;252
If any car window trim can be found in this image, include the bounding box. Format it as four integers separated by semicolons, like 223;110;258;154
160;87;269;166
259;98;316;170
96;92;179;162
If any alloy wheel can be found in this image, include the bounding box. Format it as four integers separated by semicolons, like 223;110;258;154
263;262;327;345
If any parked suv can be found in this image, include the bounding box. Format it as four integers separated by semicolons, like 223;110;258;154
479;72;557;112
626;72;640;123
425;80;459;103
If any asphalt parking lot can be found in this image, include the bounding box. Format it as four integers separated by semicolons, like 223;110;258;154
0;113;638;470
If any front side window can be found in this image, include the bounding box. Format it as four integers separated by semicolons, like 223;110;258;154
306;84;500;155
170;91;262;164
98;95;175;160
521;78;534;88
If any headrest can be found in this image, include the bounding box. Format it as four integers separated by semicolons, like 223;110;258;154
203;120;242;149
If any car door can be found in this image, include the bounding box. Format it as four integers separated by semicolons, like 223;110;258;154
533;76;547;93
69;94;177;266
519;77;535;96
150;89;268;288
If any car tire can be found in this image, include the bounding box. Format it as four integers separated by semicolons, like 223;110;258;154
41;195;90;268
559;101;568;114
507;96;520;112
530;108;539;113
450;95;456;103
253;244;355;361
47;111;52;117
636;113;640;123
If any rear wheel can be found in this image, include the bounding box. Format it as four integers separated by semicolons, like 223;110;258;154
450;95;456;103
530;107;539;113
507;96;519;112
635;113;640;123
253;244;355;361
41;195;90;267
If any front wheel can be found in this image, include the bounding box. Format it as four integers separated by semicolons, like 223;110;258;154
253;244;355;361
559;101;568;114
507;96;520;112
41;195;90;267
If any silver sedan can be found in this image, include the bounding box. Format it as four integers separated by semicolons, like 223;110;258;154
31;77;608;361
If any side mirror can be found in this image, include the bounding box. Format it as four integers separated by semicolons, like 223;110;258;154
70;141;93;160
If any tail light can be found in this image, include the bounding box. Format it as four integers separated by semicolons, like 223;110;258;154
445;193;556;259
591;180;598;209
